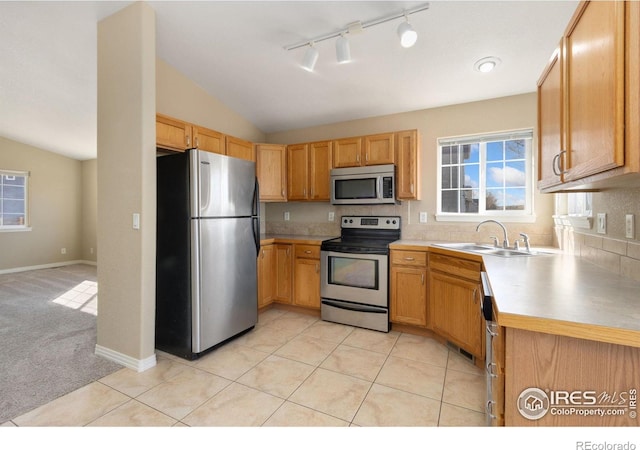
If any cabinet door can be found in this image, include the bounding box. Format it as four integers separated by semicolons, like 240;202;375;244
308;140;332;201
256;144;287;202
156;114;191;152
193;126;224;155
429;271;483;358
537;44;564;190
565;0;625;181
333;137;363;168
293;257;320;309
257;245;275;308
364;133;395;165
226;136;255;161
287;143;309;200
395;130;420;200
390;265;427;326
275;244;292;303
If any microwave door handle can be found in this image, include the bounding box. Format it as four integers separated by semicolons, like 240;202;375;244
378;176;383;200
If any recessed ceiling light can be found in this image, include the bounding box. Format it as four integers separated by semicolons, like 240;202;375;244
474;56;501;73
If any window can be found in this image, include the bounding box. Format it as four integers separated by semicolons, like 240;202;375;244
0;170;29;229
437;130;533;219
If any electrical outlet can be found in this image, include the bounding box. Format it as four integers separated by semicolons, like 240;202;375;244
597;213;607;234
328;212;335;222
132;213;140;230
626;214;635;239
61;248;66;254
419;212;428;223
284;211;290;221
90;248;94;255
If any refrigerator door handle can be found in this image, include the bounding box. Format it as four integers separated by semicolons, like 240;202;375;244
199;160;211;213
253;177;260;217
252;217;260;257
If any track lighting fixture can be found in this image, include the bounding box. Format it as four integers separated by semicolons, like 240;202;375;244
285;3;429;71
336;34;351;64
301;43;319;72
397;16;417;48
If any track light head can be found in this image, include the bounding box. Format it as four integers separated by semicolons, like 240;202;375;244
301;43;319;72
397;19;417;48
336;34;351;64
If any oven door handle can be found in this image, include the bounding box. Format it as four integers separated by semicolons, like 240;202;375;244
321;299;386;314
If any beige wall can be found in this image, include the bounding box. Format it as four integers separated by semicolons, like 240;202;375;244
156;59;266;143
0;136;83;271
96;1;157;367
81;159;97;262
265;93;557;247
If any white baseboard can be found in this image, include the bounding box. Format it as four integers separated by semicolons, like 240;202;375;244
0;259;97;275
95;344;157;372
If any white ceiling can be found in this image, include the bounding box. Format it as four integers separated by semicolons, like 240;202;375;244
0;0;579;161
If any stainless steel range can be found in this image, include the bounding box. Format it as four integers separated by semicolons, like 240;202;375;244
320;215;400;332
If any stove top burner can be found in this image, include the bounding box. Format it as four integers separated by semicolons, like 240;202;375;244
321;215;401;255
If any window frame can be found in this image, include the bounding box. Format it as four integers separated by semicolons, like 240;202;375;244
0;169;30;232
436;129;535;223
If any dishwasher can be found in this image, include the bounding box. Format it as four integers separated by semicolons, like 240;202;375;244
481;271;501;426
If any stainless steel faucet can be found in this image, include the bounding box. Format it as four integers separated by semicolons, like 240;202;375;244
476;219;509;249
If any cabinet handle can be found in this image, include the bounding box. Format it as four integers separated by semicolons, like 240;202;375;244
315;263;319;273
410;183;414;194
303;187;306;196
186;135;191;148
404;257;415;261
281;189;285;197
472;288;478;303
286;248;290;256
304;250;312;254
365;152;369;162
356;154;360;163
421;273;424;285
195;137;199;148
261;249;264;258
552;150;567;176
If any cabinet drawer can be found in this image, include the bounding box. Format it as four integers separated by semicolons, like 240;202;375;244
295;244;320;259
391;250;427;267
429;253;481;281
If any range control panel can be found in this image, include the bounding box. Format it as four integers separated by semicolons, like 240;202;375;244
340;215;401;230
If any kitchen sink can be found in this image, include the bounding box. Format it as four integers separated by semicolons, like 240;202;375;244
432;242;551;257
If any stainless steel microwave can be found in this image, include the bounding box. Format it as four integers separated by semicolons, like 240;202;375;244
330;164;398;205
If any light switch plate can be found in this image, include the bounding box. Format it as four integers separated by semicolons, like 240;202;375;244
133;213;140;230
597;213;606;234
284;211;290;221
626;214;635;239
419;212;428;223
328;212;335;222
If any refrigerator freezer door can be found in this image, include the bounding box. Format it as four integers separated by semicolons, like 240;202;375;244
190;150;257;218
191;217;258;353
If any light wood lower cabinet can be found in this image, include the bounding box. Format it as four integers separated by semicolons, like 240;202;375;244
274;244;292;304
390;250;428;327
257;244;275;309
293;244;320;309
428;252;484;359
504;328;640;426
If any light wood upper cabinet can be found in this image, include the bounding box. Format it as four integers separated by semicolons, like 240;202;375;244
226;135;255;162
537;44;564;190
156;114;192;152
364;133;395;166
256;144;287;202
193;125;224;155
287;141;332;201
332;137;363;168
537;0;640;192
395;130;420;200
333;134;395;168
308;140;332;201
287;143;309;200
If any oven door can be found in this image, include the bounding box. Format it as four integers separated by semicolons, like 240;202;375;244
320;250;388;307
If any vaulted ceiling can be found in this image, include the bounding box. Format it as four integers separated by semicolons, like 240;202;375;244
0;1;579;160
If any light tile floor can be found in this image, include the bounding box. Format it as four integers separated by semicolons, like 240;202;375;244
3;307;486;427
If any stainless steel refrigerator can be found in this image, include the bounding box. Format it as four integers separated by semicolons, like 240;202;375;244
156;149;260;360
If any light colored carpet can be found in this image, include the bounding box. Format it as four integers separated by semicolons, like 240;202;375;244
0;264;122;424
